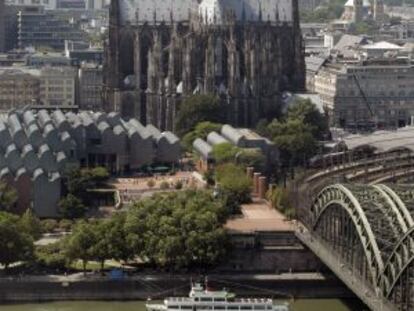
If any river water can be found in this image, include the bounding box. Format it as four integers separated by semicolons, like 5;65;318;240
0;300;368;311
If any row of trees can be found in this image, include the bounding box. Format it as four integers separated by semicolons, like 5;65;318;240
1;190;229;273
26;190;230;273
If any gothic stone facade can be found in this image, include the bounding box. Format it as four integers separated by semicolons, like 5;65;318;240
104;0;305;131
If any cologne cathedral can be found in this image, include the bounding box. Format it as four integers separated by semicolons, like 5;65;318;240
104;0;305;131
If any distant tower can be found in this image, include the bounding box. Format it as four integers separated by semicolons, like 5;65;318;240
353;0;364;23
373;0;384;22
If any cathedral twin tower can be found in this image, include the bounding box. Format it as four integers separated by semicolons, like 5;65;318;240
104;0;305;131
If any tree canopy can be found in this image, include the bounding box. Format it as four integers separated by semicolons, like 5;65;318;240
212;143;241;165
60;167;110;219
175;95;225;137
125;190;228;269
0;212;34;270
287;98;329;140
0;182;17;212
182;121;222;152
264;98;328;167
215;163;252;214
268;118;317;166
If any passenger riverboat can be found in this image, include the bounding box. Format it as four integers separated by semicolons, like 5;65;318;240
146;281;289;311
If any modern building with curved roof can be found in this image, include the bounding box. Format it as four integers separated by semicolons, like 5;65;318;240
193;124;278;172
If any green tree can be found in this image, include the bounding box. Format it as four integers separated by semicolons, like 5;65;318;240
216;164;252;214
19;209;42;240
175;95;225;137
59;194;87;219
182;121;222;151
89;220;110;272
255;119;270;137
0;182;17;212
287;98;329;140
90;167;110;186
237;149;266;171
105;213;134;265
0;212;34;270
65;167;110;206
64;221;96;274
212;143;241;164
125;190;228;269
268;118;317;166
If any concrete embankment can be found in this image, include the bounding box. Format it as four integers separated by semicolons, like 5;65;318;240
0;273;354;303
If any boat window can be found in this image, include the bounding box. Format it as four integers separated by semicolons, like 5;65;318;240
169;306;180;309
215;298;225;302
201;298;212;302
254;306;265;310
241;306;252;310
181;306;192;310
227;306;239;310
214;306;226;310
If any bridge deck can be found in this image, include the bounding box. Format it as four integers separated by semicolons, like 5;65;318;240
295;225;397;311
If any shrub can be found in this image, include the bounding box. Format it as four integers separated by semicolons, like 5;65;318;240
59;219;73;232
35;242;67;270
160;181;170;190
147;179;155;188
42;219;58;233
174;181;183;190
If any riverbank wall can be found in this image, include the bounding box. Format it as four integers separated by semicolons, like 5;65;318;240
0;274;354;303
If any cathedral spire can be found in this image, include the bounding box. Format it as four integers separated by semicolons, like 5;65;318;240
259;2;262;21
135;8;139;24
275;2;279;22
242;2;246;22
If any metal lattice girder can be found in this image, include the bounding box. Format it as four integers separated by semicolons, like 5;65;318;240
376;185;414;230
312;184;385;285
379;227;414;298
308;183;414;310
375;185;414;298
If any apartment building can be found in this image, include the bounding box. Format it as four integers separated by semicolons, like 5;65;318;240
0;66;77;110
315;57;414;129
0;67;40;110
38;66;76;108
78;63;102;111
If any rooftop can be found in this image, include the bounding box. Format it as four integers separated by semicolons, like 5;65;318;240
362;41;403;50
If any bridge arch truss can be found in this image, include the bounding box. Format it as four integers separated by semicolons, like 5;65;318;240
307;184;414;311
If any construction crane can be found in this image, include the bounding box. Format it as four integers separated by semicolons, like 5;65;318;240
352;74;377;131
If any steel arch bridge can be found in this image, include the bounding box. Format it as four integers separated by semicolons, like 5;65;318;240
296;183;414;311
